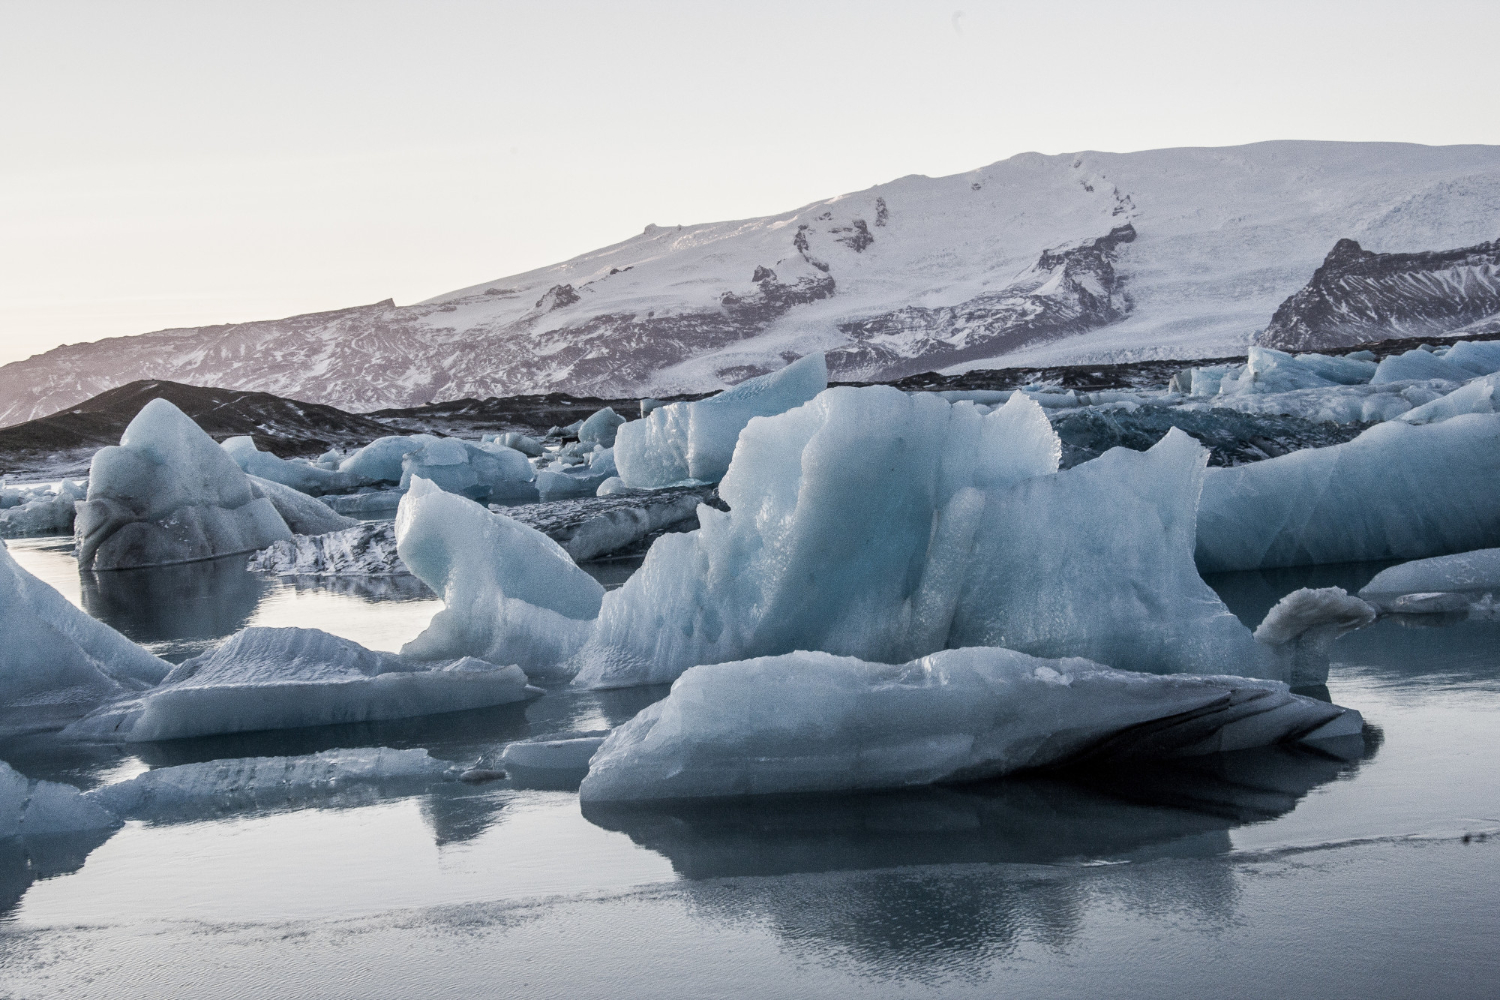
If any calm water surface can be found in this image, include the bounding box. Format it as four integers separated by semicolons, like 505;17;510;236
1;535;1497;999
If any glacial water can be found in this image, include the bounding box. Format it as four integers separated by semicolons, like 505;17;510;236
1;534;1497;998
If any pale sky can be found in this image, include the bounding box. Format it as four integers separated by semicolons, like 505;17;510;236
2;0;1497;367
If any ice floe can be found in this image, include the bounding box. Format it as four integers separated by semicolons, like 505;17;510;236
247;476;358;535
0;761;120;838
578;647;1363;802
75;399;293;570
614;352;827;487
63;627;537;742
222;436;365;495
0;480;84;539
1358;547;1500;614
399;437;538;504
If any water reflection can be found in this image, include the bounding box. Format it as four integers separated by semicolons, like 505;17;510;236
584;739;1376;879
80;555;268;660
0;829;117;916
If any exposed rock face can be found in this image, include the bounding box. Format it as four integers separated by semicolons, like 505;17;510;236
1259;238;1500;352
826;225;1136;380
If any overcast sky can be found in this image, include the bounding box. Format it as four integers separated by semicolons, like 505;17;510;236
2;0;1497;367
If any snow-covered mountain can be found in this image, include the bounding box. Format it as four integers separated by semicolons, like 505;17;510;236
4;140;1500;426
1258;237;1500;352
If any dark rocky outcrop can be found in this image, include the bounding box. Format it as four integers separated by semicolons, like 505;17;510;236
1258;237;1500;352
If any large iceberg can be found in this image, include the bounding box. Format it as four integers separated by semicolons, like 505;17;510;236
614;352;828;487
63;627;537;742
1196;413;1500;571
75;399;293;570
578;647;1362;802
1;540;170;711
221;436;365;495
399;438;538;504
337;434;441;484
574;387;1357;689
1216;346;1376;395
397;479;604;679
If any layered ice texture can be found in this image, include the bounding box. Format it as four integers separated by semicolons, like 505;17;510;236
222;436;365;495
63;627;536;742
575;387;1351;688
579;647;1363;802
396;479;604;679
1196;413;1500;571
1357;547;1500;613
614;352;827;487
75;399;293;570
0;540;170;710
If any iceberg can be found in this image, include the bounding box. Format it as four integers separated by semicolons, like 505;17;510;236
1371;347;1482;385
1196;413;1500;571
614;352;828;487
1397;372;1499;425
75;399;293;570
249;521;408;576
221;436;365;495
0;480;85;539
577;407;627;448
247;476;358;536
1217;346;1376;395
398;438;538;504
324;489;407;516
1357;547;1500;613
578;647;1363;802
571;387;1366;689
397;479;604;679
63;627;537;742
1442;340;1500;376
0;761;120;838
337;434;441;484
85;747;455;821
1;540;170;710
536;447;617;500
481;431;544;457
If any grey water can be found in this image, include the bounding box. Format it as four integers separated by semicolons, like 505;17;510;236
1;535;1498;999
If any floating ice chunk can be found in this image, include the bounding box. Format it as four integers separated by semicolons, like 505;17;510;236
575;388;1306;688
85;747;454;821
578;647;1359;802
399;438;538;504
0;761;120;838
0;480;84;538
1358;547;1500;613
1371;347;1478;384
1196;414;1500;571
1253;587;1377;687
247;476;358;536
1;540;170;708
1218;347;1376;395
397;479;604;679
63;627;537;742
1397;373;1499;425
537;447;617;500
615;352;827;487
75;399;293;570
1442;340;1500;377
221;436;365;495
324;489;407;516
249;521;407;576
500;733;607;789
481;431;544;457
578;407;627;448
338;434;441;484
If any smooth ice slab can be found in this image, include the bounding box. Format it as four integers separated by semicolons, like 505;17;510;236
63;627;536;742
397;478;604;679
1196;413;1500;571
75;399;293;570
1397;372;1499;425
0;761;120;838
247;476;359;536
0;540;170;710
579;647;1361;802
399;438;537;504
1358;547;1500;613
614;352;827;487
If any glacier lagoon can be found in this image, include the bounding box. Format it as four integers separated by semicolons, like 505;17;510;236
1;538;1497;998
